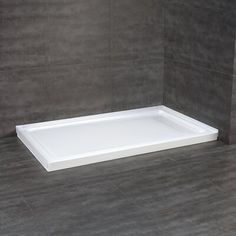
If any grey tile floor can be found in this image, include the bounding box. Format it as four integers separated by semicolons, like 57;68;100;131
0;137;236;236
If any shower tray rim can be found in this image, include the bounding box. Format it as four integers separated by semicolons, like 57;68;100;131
16;105;218;172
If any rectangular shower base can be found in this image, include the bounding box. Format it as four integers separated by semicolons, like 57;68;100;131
16;106;218;172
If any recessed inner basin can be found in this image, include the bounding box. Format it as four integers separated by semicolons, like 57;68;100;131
16;106;218;172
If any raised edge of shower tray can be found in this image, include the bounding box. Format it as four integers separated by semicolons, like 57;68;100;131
16;105;218;172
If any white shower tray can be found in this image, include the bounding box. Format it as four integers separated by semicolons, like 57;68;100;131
16;106;218;172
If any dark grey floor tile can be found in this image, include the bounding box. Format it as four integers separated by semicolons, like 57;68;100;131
22;182;160;236
0;139;160;236
111;170;224;236
106;146;235;236
95;141;224;179
1;137;236;235
0;196;43;236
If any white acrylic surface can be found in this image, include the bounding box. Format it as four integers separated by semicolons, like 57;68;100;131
16;106;218;172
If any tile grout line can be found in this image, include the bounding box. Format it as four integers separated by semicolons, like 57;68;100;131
104;175;163;233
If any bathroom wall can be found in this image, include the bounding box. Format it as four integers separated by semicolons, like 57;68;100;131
229;35;236;143
163;1;236;142
2;0;235;143
0;0;164;138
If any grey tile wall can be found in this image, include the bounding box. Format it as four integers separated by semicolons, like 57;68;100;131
110;0;164;61
164;61;232;141
163;0;236;142
229;77;236;144
0;0;49;69
47;0;110;65
0;64;112;137
1;0;235;143
164;1;235;73
111;59;163;111
229;34;236;144
0;0;164;137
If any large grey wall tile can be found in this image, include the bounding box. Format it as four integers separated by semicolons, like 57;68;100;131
0;64;112;138
229;77;236;144
0;67;50;137
166;0;236;12
110;0;164;61
190;6;235;74
0;0;49;69
0;0;164;136
228;35;236;144
163;60;232;141
47;0;110;65
164;3;192;65
164;0;236;143
42;63;112;119
111;59;163;111
188;0;236;13
164;2;235;74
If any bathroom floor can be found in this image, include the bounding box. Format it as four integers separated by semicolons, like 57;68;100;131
0;137;236;236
